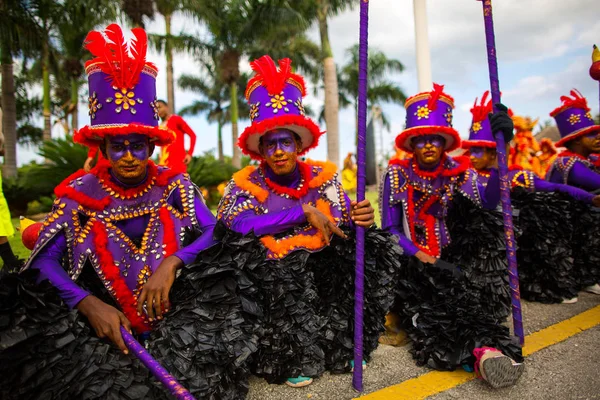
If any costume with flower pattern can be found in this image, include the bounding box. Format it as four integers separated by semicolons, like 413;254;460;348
211;56;401;384
381;85;522;371
0;25;253;400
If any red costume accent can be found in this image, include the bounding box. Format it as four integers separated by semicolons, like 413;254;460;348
159;115;197;172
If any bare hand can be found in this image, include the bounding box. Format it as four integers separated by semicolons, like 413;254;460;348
303;204;347;245
593;195;600;208
415;250;437;264
83;157;94;172
136;256;181;321
77;295;131;354
183;154;192;165
350;199;375;227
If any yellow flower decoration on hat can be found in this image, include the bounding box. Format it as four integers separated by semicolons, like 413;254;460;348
472;121;482;133
568;114;581;125
267;92;289;114
415;105;430;120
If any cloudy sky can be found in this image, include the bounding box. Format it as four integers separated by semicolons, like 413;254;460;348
18;0;600;165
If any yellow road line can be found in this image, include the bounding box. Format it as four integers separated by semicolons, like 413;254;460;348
358;304;600;400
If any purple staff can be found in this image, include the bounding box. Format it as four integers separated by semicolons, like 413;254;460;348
477;0;524;345
353;0;370;392
120;327;197;400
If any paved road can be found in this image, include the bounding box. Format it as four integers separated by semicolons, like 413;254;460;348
246;293;600;400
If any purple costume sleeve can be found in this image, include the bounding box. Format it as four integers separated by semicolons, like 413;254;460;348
568;162;600;192
173;196;218;265
380;174;419;256
228;196;307;236
29;233;90;309
480;168;501;209
533;177;595;204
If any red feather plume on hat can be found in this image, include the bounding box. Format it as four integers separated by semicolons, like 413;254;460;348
83;24;156;90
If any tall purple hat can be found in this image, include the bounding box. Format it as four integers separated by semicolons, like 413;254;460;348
550;89;600;147
74;24;173;148
238;55;323;160
395;83;461;152
462;91;496;149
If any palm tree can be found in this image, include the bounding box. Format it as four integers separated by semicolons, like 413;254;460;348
121;0;155;28
333;45;406;135
178;53;248;161
56;0;117;132
189;0;309;168
0;0;41;177
293;0;358;166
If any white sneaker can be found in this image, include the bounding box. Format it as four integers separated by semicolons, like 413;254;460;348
584;284;600;295
561;297;578;304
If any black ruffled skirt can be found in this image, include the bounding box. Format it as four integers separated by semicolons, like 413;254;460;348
193;224;402;384
444;194;511;321
572;203;600;289
512;189;579;303
0;257;255;399
391;257;523;371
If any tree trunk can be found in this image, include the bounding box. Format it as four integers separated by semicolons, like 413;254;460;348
1;44;17;178
217;119;224;162
165;13;175;112
230;82;241;168
318;3;340;167
42;40;51;142
70;77;79;132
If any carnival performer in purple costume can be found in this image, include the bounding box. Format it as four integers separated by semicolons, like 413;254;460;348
462;91;600;305
0;25;253;400
545;90;600;296
380;84;524;389
213;55;401;388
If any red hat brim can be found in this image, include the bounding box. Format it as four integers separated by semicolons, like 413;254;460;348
395;126;461;153
74;124;175;148
462;139;497;150
238;114;324;160
555;125;600;148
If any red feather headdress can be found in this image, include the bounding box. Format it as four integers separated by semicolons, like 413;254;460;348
550;89;590;116
245;55;306;98
83;24;156;89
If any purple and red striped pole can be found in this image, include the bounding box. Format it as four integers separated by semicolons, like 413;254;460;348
478;0;524;345
121;327;197;400
353;0;369;392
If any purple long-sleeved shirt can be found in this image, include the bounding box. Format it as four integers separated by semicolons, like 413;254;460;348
29;177;217;309
380;158;500;257
228;164;353;237
547;156;600;192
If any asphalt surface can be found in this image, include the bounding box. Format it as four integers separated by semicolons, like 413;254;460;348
246;292;600;400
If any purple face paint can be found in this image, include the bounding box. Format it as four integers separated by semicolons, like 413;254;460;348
262;129;297;157
469;147;485;158
107;134;151;162
411;135;445;149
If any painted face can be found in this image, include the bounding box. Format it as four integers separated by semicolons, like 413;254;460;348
581;130;600;153
156;102;169;120
412;135;445;167
260;129;299;175
469;146;496;170
106;134;151;184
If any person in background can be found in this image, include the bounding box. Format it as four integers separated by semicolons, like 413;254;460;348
156;100;196;173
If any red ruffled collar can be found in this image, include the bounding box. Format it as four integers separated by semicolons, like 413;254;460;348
261;161;312;199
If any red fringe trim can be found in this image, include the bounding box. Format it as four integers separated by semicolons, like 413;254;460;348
395;126;461;153
406;185;440;257
411;156;447;178
238;114;324;160
262;161;312;199
555;125;600;147
54;176;111;211
74;124;175;148
159;207;178;257
550;89;590;117
91;221;150;333
443;156;471;177
462;140;497;149
94;161;159;198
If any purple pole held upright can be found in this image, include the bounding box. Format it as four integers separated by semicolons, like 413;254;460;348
353;0;369;392
478;0;524;345
120;327;197;400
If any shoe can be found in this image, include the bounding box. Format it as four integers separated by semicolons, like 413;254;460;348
561;297;578;304
350;360;367;372
479;353;524;389
584;284;600;295
285;376;313;388
378;330;410;346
